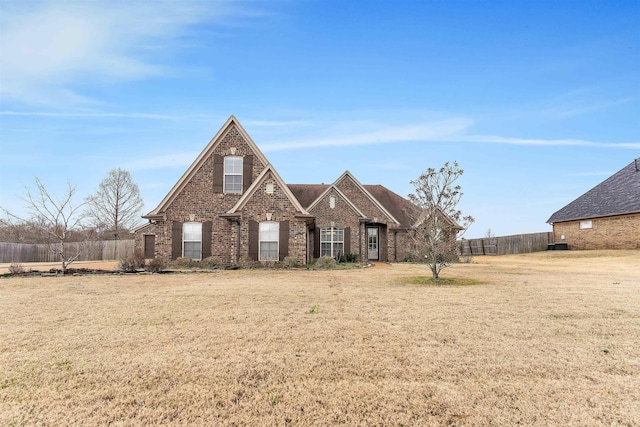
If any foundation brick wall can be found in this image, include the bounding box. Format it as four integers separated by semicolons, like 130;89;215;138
553;213;640;249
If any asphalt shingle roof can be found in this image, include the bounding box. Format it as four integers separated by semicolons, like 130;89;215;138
288;183;417;229
547;158;640;223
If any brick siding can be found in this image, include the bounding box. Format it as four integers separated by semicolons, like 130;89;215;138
552;212;640;249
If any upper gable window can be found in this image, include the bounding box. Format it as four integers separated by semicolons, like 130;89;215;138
224;156;243;193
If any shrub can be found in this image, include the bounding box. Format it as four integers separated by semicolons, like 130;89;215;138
171;257;198;269
146;257;166;273
9;263;24;274
315;256;337;269
132;249;146;269
237;259;262;269
119;256;140;273
200;256;221;270
338;253;358;263
283;256;300;268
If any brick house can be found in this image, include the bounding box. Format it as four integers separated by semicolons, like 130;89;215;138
547;158;640;250
134;116;419;265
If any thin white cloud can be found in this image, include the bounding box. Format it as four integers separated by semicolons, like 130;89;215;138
0;111;173;120
0;1;263;107
451;134;640;149
261;118;474;151
244;120;316;128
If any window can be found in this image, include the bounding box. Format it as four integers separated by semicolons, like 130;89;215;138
320;227;344;258
224;156;243;193
183;222;202;260
259;221;279;261
329;195;336;209
580;220;593;229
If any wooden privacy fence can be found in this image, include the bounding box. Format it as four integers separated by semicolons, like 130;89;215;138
459;232;553;256
0;240;135;263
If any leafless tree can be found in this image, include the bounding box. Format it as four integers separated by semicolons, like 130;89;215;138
1;178;86;272
85;168;144;241
407;161;474;279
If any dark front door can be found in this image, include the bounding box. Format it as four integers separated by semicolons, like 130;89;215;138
144;235;155;259
367;227;379;260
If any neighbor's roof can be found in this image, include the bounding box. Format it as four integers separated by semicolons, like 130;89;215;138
547;158;640;223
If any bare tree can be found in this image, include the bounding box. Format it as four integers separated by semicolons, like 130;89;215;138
407;161;474;279
1;178;86;272
85;168;144;241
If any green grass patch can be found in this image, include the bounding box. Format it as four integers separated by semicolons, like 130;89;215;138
401;276;485;286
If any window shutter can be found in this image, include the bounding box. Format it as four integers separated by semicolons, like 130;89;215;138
243;155;253;193
248;220;259;261
172;221;182;260
202;221;212;259
344;227;351;255
279;220;289;261
314;227;320;258
213;154;223;193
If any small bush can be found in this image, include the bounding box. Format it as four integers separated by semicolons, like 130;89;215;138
338;253;358;263
315;256;337;269
200;256;221;270
146;257;166;273
171;257;198;269
283;256;300;268
237;259;262;269
132;249;146;269
119;256;140;273
9;263;24;274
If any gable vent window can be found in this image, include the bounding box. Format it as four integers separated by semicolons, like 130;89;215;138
183;222;202;260
259;221;279;261
330;196;336;209
579;220;593;229
320;227;344;258
224;156;243;193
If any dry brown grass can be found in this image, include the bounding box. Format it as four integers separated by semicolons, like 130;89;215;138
1;250;639;426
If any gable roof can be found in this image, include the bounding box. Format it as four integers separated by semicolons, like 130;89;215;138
363;185;416;228
227;164;310;216
144;115;269;218
288;180;419;229
307;185;367;218
547;158;640;223
333;171;400;225
287;184;329;208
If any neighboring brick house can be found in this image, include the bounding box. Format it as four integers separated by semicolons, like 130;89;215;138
547;158;640;250
134;115;419;265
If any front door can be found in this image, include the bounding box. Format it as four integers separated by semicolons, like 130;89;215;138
367;227;379;260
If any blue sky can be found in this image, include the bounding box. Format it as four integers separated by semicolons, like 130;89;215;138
1;0;638;239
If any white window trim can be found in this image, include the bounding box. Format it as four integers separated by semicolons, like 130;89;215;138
183;222;202;260
259;221;279;261
579;220;593;229
320;227;344;258
224;156;243;194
